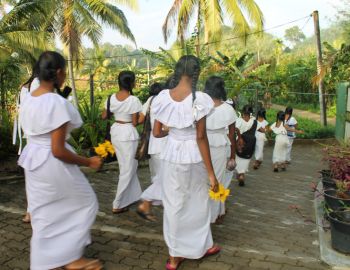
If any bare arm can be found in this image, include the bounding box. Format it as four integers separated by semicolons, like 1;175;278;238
153;120;168;138
132;113;139;127
284;124;303;134
138;113;146;124
51;123;102;169
228;123;236;160
196;117;218;191
101;109;107;120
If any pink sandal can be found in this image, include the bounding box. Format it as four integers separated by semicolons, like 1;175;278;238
166;258;185;270
203;246;221;258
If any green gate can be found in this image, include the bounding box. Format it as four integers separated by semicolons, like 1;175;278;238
335;82;350;141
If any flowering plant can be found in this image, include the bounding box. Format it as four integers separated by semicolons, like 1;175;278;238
94;140;115;159
209;184;230;202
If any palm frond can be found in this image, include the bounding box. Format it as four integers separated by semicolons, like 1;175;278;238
162;0;183;43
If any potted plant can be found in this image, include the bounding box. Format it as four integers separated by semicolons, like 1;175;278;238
328;208;350;254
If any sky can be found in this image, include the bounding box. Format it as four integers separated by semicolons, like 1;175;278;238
83;0;343;50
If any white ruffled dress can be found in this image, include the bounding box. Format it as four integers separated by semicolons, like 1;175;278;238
206;102;237;222
153;90;214;259
18;93;98;270
106;95;143;209
254;119;269;161
271;122;289;164
140;96;167;205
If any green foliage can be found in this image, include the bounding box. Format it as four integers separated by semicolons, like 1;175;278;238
284;26;306;46
0;111;16;160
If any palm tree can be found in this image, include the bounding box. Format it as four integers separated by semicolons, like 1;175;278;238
38;0;138;106
163;0;264;54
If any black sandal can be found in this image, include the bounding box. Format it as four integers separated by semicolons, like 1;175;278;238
136;210;157;222
112;207;129;214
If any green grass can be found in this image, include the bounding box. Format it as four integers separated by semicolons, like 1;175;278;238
266;109;335;139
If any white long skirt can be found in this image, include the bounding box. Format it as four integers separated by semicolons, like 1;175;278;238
209;146;227;223
236;156;251;174
25;155;98;270
112;139;142;209
254;132;266;161
286;137;294;162
140;154;162;205
161;160;213;258
273;135;289;164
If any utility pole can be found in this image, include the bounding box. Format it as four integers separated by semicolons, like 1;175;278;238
313;10;327;126
89;74;94;108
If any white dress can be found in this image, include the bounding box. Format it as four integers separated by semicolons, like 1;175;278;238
285;116;297;162
254;119;269;161
140;96;167;205
106;95;143;209
235;117;256;174
153;90;214;259
18;93;98;270
271;122;289;164
206;102;237;223
12;78;40;154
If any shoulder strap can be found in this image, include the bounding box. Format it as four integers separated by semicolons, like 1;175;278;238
147;96;155;115
106;94;112;119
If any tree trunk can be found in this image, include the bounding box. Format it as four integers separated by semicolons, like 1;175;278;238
68;43;78;107
0;74;5;115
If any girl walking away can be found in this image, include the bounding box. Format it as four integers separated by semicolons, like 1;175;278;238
285;106;298;164
102;71;143;214
204;76;237;224
235;105;257;186
271;111;289;172
137;83;167;221
253;109;269;170
153;55;221;270
18;51;102;270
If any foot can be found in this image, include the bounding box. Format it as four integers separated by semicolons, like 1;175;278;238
64;258;102;270
166;257;185;270
273;164;279;172
253;161;260;170
237;174;245;186
112;207;129;214
281;164;287;171
136;209;157;222
22;212;31;223
203;245;221;258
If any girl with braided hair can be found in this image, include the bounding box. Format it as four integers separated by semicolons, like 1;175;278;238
152;55;221;270
18;51;102;270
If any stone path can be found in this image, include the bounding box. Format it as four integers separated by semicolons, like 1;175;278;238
271;104;336;126
0;144;331;269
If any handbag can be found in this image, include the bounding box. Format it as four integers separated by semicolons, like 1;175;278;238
135;97;154;161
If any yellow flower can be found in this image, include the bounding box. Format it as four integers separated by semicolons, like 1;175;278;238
104;140;115;156
94;144;108;158
209;184;230;203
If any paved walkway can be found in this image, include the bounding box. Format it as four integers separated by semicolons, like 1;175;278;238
0;144;331;269
271;104;336;126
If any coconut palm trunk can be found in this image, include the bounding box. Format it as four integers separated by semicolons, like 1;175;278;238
68;43;78;107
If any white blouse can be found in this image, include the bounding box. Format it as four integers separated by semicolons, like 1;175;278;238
152;90;214;164
271;122;287;136
206;102;238;147
105;94;142;122
142;96;167;155
18;93;82;171
236;117;256;134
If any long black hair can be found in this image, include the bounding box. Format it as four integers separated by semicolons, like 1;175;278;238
118;71;135;95
257;108;266;120
149;82;164;96
285;106;293;121
172;55;201;102
22;61;39;91
242;104;253;117
204;76;227;100
277;110;285;123
37;51;66;92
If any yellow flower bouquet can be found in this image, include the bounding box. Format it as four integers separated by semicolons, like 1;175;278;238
94;140;116;161
209;184;230;203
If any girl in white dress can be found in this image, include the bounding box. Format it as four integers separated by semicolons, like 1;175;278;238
204;76;238;223
18;51;102;270
153;56;221;270
235;105;257;186
137;83;167;221
271;111;289;172
285;107;298;163
253;109;269;170
102;71;142;213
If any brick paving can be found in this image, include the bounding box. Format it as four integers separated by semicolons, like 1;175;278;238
0;144;331;270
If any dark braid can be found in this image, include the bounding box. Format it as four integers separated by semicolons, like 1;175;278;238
173;55;201;102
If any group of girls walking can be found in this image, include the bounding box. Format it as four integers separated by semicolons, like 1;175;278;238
17;50;303;270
